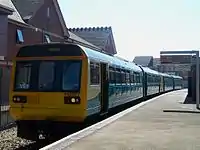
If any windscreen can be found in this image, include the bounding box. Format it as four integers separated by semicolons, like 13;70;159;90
14;60;82;92
15;62;32;90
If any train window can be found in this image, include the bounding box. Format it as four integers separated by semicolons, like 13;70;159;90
90;62;100;85
147;75;149;83
135;73;137;83
38;61;55;90
116;68;121;84
140;74;143;83
135;73;140;83
157;76;161;82
138;74;141;83
152;75;154;83
130;73;134;83
134;73;137;83
109;66;115;84
62;61;81;91
14;62;32;90
148;74;152;83
121;70;126;83
152;75;155;83
126;71;130;84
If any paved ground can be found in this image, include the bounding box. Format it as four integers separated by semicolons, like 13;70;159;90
64;89;200;150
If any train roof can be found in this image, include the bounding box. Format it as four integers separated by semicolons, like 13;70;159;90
80;45;142;73
140;66;161;76
171;75;183;79
15;43;184;79
159;72;172;77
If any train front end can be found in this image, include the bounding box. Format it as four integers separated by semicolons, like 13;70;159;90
9;43;88;140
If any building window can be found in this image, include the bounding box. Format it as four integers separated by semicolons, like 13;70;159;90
44;34;51;43
47;7;50;18
16;29;24;44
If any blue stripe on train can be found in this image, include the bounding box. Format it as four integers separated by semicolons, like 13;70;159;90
86;83;143;116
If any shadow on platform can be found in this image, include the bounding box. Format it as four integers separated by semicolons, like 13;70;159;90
163;109;200;114
163;93;200;113
183;95;196;104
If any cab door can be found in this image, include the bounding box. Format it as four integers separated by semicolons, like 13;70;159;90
100;63;109;115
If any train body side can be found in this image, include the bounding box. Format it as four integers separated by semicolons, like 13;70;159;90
172;75;183;90
83;47;144;116
140;67;161;96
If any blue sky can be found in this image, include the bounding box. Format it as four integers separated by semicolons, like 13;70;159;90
58;0;200;61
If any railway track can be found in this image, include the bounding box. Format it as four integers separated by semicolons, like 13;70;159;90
0;127;34;150
0;92;170;150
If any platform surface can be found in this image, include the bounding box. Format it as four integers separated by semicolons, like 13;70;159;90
61;89;200;150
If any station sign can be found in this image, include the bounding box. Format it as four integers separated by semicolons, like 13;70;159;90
160;55;192;64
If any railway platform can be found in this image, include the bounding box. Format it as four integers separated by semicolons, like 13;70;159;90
41;89;200;150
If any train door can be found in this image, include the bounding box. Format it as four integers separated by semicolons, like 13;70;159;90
100;63;109;115
173;78;175;90
160;76;163;92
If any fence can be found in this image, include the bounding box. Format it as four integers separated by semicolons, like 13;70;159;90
0;106;15;130
0;63;15;130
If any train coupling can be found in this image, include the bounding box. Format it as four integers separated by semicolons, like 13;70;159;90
38;130;47;140
38;134;46;140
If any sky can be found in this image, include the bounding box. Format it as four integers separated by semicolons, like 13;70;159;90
58;0;200;61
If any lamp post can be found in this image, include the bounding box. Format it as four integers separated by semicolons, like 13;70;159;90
195;51;199;109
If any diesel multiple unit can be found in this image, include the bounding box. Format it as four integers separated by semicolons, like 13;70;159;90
9;43;183;140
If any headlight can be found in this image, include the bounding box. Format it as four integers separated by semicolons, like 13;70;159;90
71;98;76;103
64;96;81;104
12;96;27;103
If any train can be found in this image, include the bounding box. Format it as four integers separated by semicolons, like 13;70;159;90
9;43;183;140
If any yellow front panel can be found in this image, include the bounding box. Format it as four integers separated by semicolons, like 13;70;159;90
9;57;88;122
10;92;85;122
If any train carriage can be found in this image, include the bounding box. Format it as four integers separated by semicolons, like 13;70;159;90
140;67;162;96
172;75;183;90
163;74;174;91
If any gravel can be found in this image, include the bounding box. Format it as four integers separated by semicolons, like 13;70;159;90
0;127;34;150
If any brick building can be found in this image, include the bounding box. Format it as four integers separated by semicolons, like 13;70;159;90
0;0;28;113
157;53;193;88
0;0;71;113
0;0;117;125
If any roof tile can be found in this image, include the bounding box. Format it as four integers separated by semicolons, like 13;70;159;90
68;26;117;55
68;31;100;50
11;0;69;37
11;0;44;19
0;0;14;13
0;0;26;24
133;56;153;67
